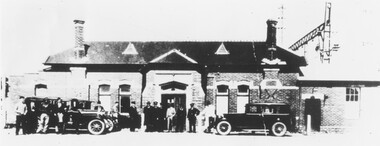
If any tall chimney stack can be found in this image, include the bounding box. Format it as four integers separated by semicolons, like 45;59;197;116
266;19;278;60
74;20;85;58
266;19;277;48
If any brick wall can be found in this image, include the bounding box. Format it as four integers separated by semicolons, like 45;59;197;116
301;87;349;133
142;70;205;110
6;70;143;117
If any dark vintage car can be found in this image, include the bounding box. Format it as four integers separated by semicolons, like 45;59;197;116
25;97;115;135
216;103;291;136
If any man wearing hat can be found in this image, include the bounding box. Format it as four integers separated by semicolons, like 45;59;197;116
151;101;162;132
187;103;200;133
128;101;138;132
143;101;153;132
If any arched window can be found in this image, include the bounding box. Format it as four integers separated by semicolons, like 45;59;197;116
217;85;229;95
98;84;111;111
216;85;229;115
238;85;249;95
237;85;250;113
35;84;47;97
119;84;131;113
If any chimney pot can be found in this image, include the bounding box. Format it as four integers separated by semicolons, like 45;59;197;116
74;20;85;24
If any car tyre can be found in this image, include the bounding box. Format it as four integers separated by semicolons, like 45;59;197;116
88;119;105;135
216;121;232;135
271;122;287;136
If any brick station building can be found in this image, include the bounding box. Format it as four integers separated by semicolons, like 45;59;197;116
3;19;380;133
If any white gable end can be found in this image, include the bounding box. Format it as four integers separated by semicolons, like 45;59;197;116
122;43;138;55
150;49;197;63
215;43;229;55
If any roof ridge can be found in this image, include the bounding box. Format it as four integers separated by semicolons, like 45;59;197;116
85;40;260;43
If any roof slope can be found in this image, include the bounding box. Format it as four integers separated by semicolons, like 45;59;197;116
45;41;306;66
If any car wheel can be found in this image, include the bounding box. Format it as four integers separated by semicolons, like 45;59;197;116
88;119;105;135
216;121;231;135
271;122;287;136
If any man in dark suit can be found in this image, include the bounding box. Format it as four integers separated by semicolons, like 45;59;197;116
187;103;199;133
176;105;186;132
143;101;153;132
128;101;139;132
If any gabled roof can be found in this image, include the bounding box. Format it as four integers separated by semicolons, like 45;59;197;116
44;41;306;67
150;49;197;64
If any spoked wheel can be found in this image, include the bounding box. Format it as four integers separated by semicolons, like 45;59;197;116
216;121;232;135
271;122;287;137
88;119;105;135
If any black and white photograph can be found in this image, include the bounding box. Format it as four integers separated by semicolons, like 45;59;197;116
1;0;380;146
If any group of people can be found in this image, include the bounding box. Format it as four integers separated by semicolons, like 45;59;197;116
15;96;83;135
14;95;217;135
143;100;216;133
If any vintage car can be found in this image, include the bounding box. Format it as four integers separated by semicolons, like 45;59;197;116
216;103;291;136
24;97;116;135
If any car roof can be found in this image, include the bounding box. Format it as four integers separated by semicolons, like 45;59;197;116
25;97;91;102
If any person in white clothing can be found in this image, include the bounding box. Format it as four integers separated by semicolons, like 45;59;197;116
166;104;176;132
200;100;216;133
15;96;27;135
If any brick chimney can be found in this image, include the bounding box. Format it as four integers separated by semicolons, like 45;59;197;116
74;20;85;58
265;19;278;60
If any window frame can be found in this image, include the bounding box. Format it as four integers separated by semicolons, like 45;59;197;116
34;84;47;96
217;84;229;95
346;87;360;102
118;84;132;113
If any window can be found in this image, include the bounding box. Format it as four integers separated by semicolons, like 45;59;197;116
238;85;249;95
237;85;249;113
217;85;229;95
345;87;360;119
35;84;47;97
98;84;111;111
119;84;131;94
216;85;229;115
119;84;131;113
346;87;359;101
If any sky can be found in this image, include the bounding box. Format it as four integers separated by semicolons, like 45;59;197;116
1;0;380;76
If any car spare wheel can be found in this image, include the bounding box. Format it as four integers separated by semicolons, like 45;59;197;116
271;122;287;136
216;121;232;135
88;119;105;135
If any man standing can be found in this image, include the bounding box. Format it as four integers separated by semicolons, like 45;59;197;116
166;104;176;132
36;98;52;134
69;99;80;134
15;96;27;135
187;103;199;133
53;98;66;134
128;101;139;132
175;105;186;132
151;101;162;132
143;101;153;132
25;101;37;134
